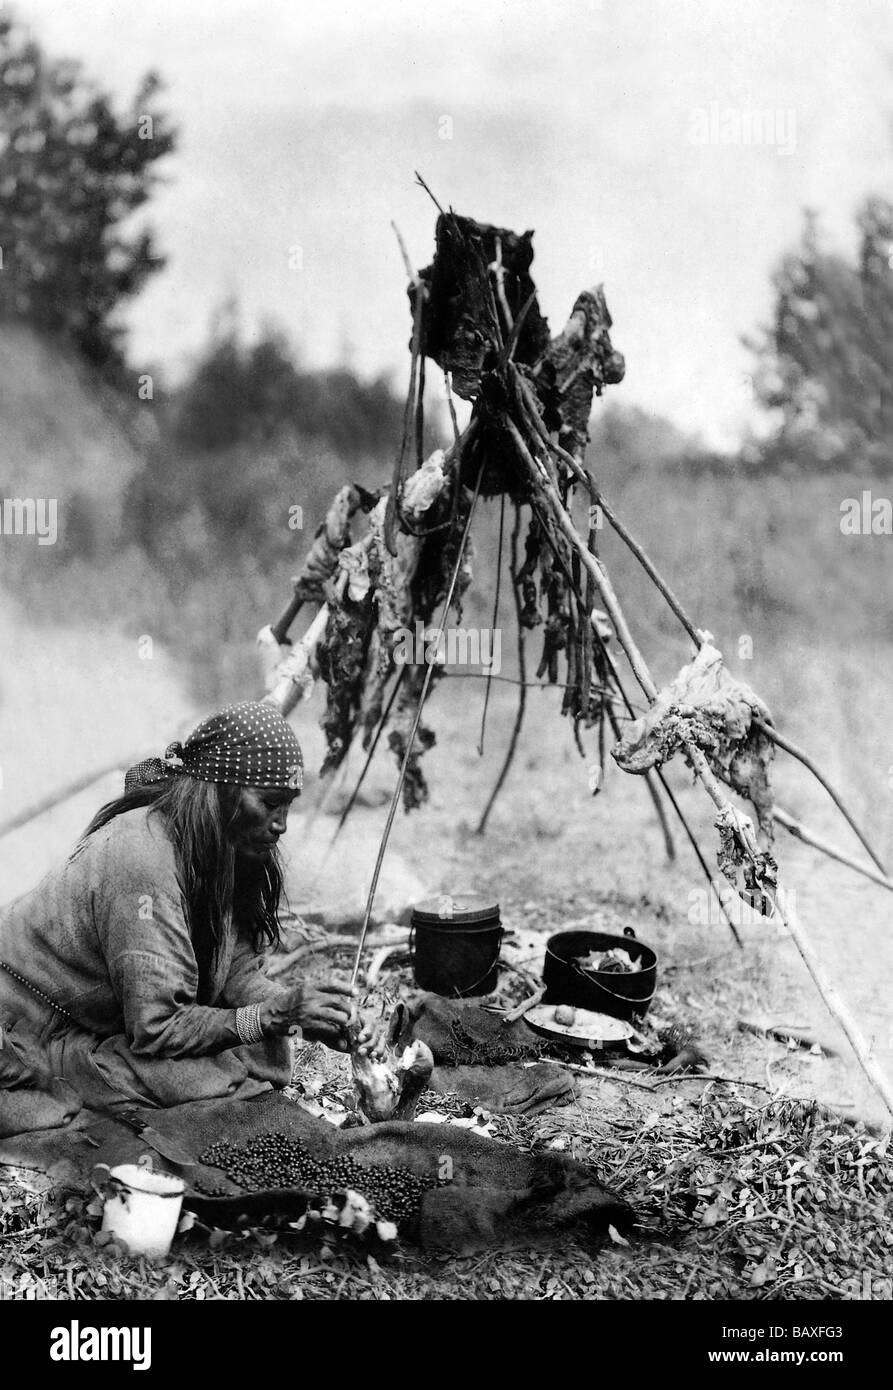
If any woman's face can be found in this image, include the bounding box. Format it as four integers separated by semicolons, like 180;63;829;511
229;787;299;859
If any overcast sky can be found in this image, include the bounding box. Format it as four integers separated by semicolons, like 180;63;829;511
21;0;893;446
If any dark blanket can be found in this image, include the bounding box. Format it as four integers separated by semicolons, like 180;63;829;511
407;995;578;1115
0;1092;630;1254
429;1064;578;1115
406;995;546;1065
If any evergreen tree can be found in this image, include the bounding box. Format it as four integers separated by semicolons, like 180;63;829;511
748;200;893;471
0;14;175;370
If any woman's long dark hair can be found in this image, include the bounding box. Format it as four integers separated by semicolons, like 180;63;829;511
80;778;286;1002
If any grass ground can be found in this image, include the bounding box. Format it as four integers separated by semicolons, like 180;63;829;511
2;449;892;1299
2;670;892;1300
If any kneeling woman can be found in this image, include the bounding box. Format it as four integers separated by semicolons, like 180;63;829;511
0;702;357;1117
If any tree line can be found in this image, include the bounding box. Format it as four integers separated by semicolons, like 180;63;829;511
2;9;890;536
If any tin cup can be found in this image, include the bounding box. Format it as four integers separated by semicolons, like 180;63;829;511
91;1156;185;1258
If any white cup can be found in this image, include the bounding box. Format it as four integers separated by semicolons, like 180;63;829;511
92;1158;185;1258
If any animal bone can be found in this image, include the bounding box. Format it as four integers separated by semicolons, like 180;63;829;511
350;1002;433;1123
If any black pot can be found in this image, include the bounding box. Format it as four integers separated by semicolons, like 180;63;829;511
542;927;658;1021
410;895;503;998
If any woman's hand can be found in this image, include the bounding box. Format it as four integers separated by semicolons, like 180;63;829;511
260;978;357;1049
354;1014;386;1057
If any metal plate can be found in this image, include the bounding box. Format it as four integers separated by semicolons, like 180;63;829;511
526;1004;634;1047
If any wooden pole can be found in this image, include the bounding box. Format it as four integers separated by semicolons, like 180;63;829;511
349;466;485;988
0;716;197;843
595;492;701;646
476;505;528;834
510;420;893;1121
584;479;888;879
756;719;888;875
766;884;893;1120
262;604;330;716
506;420;658;702
774;807;893;895
0;764;125;841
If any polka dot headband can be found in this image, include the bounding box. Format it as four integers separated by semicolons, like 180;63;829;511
125;701;304;792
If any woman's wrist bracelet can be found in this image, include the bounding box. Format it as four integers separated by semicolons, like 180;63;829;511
235;1002;265;1046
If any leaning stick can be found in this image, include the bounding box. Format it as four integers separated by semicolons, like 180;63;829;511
601;641;740;940
511;421;893;1118
676;731;893;1119
262;603;330;717
527;464;736;935
0;763;125;841
270;485;369;644
755;719;887;875
476;505;529;835
603;699;676;864
269;933;408;978
588;482;888;877
365;937;412;988
773;807;893;895
512;369;589;488
595;493;701;646
385;277;426;556
766;884;893;1119
505;484;682;867
390;220;416;281
643;765;677;863
505;417;656;701
501;983;547;1024
330;668;408;844
534;489;673;861
491;235;515;338
0;714;198;842
350;464;485;988
477;493;506;757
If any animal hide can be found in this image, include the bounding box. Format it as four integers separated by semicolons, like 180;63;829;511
612;643;775;840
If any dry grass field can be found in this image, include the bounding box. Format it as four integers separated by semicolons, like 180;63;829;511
2;361;892;1297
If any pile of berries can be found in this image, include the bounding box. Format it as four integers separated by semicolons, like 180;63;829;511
199;1132;441;1226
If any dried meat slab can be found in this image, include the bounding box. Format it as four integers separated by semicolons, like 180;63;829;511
613;643;775;839
412;212;551;400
